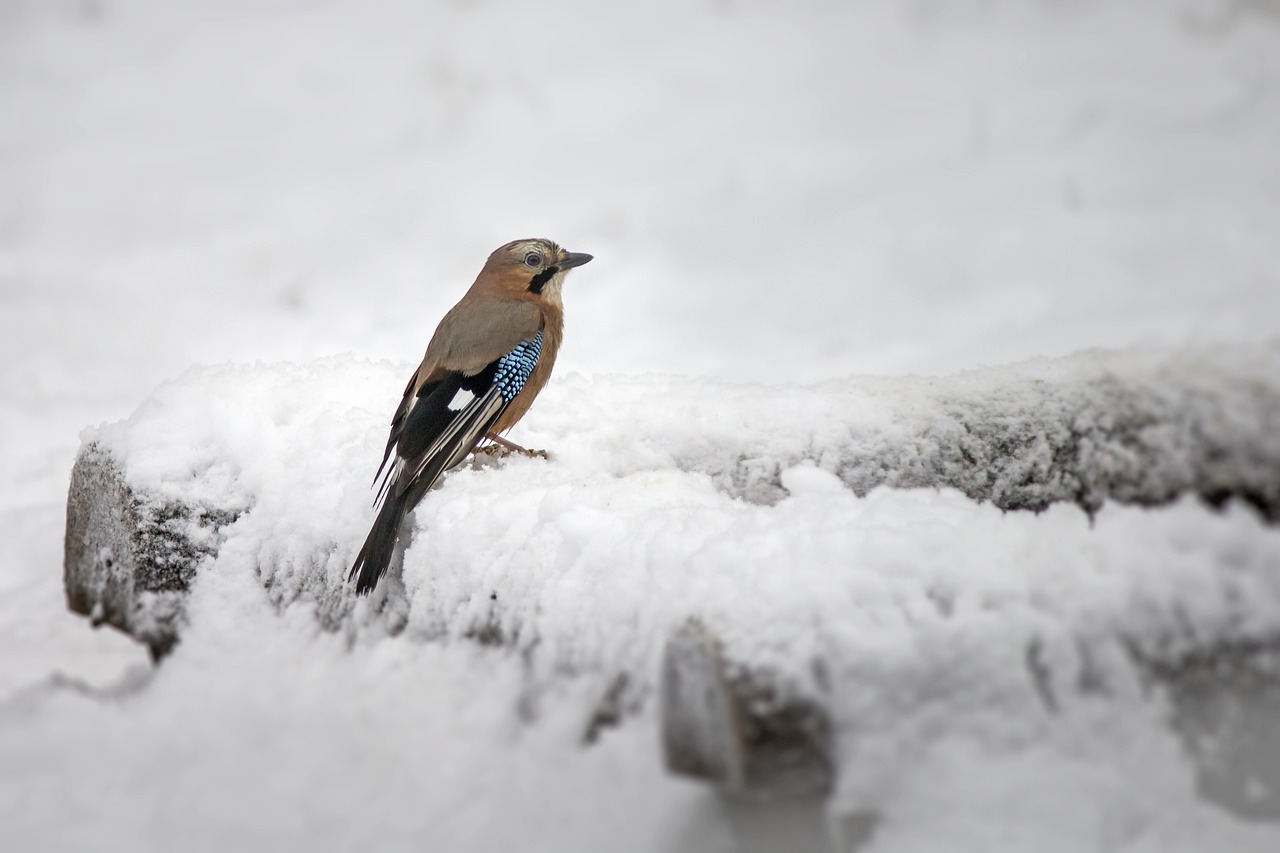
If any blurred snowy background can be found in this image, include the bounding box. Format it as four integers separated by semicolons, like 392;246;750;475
2;0;1279;850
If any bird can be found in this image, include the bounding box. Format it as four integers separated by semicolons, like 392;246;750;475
348;238;593;594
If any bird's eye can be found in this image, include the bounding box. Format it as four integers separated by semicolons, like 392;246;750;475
524;252;543;267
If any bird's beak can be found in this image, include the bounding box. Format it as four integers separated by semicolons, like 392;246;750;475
557;252;594;270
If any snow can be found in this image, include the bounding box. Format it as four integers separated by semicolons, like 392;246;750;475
4;0;1280;850
47;347;1280;850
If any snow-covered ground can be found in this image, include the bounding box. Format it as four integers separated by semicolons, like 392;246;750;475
3;1;1280;850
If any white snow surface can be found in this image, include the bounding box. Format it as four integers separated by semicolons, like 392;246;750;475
93;348;1280;682
39;350;1280;852
4;0;1280;850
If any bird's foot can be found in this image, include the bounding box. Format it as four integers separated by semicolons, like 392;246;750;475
473;434;550;463
483;433;550;459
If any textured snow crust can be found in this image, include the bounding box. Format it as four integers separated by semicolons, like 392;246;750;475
69;345;1280;850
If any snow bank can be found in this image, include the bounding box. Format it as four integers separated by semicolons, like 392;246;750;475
66;344;1280;820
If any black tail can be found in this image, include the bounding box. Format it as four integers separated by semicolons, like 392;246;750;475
348;491;409;594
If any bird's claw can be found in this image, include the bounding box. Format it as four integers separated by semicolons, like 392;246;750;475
481;433;549;459
472;442;550;465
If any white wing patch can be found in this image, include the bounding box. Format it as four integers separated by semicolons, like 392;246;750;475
448;388;476;411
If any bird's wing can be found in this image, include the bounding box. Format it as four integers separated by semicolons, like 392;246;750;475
372;299;540;491
426;297;543;375
373;330;545;510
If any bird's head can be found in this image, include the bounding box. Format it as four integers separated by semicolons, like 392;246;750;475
482;238;593;302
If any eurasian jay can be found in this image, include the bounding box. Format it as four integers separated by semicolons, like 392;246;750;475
348;238;593;593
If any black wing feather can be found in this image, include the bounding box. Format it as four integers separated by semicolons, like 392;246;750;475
397;375;465;464
372;375;442;489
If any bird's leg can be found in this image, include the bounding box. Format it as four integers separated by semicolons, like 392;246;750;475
481;432;549;459
484;433;527;454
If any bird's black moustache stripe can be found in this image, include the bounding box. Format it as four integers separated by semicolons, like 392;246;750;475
528;267;559;294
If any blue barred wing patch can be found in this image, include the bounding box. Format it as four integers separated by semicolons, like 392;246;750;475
492;331;543;402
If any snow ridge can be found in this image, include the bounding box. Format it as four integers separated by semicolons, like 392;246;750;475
74;345;1280;709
